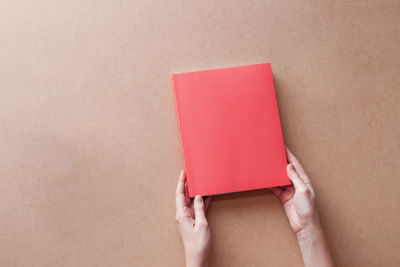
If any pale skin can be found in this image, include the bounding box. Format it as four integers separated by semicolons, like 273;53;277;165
175;147;335;267
175;170;212;267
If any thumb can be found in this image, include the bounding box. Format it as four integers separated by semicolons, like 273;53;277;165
287;163;307;192
194;195;208;227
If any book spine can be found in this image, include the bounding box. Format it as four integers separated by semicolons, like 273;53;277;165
171;75;194;197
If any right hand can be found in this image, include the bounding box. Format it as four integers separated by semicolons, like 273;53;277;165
271;147;335;267
270;147;318;234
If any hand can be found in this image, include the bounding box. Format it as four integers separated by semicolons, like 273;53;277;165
271;147;334;267
175;170;212;267
270;147;317;234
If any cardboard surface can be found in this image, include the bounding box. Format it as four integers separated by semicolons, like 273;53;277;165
0;1;399;266
173;63;290;197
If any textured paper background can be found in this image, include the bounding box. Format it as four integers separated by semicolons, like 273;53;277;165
0;1;399;266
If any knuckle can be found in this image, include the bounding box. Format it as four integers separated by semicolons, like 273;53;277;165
310;193;316;201
197;221;208;228
195;206;203;212
297;187;308;194
175;215;182;224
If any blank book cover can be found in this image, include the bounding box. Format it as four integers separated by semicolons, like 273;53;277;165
172;63;290;197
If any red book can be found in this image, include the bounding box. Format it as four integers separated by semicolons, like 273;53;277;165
172;63;290;197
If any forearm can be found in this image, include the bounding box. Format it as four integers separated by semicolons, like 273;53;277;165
185;255;208;267
296;220;334;267
184;247;209;267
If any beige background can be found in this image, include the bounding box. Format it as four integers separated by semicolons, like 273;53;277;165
1;1;399;266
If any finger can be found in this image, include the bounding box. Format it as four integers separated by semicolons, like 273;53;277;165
287;163;307;192
204;196;212;213
285;147;312;185
194;195;208;227
176;170;188;217
285;147;306;176
279;185;295;204
184;180;191;207
176;170;185;195
269;187;282;197
285;147;305;173
270;186;293;203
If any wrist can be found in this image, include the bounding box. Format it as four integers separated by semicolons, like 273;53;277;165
185;257;208;267
185;251;209;267
296;216;323;242
295;217;334;267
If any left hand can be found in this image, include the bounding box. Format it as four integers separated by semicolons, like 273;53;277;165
175;170;212;267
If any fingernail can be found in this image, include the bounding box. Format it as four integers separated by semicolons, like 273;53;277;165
195;195;202;201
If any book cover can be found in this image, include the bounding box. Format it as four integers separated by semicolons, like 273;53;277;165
172;63;290;197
